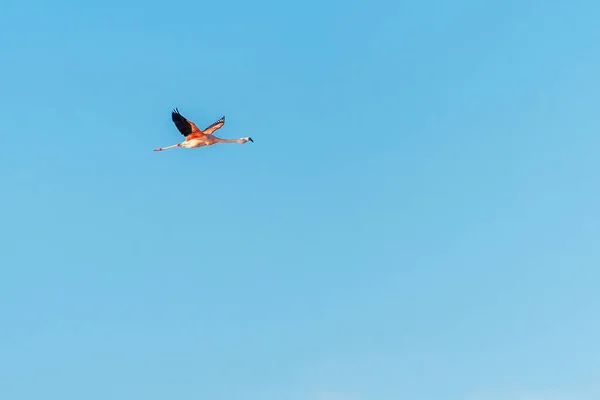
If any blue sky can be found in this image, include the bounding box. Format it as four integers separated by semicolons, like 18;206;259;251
2;0;600;399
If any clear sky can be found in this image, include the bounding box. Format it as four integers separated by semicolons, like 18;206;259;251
2;0;600;399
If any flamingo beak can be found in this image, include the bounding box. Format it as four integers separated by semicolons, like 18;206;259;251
248;137;254;142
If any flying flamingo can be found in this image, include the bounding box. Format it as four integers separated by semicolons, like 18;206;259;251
154;108;253;152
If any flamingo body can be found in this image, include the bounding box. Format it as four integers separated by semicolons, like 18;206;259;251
154;108;253;152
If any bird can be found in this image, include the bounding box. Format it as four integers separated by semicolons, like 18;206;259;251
154;108;253;152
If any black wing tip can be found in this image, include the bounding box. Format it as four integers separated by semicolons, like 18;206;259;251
171;108;185;122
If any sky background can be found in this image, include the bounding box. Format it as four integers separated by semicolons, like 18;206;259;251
1;0;600;399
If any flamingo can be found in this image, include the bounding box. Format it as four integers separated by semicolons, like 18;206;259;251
154;108;253;152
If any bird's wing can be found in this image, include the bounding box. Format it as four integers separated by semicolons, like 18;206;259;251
202;116;225;135
171;108;202;137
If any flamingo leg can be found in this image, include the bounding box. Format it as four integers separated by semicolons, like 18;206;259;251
213;137;254;144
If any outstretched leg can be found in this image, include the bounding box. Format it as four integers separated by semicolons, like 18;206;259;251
213;137;254;144
154;143;182;152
